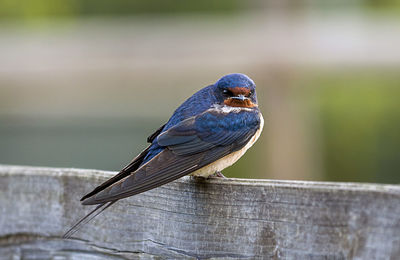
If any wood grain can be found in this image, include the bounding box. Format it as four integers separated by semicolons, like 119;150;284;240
1;165;399;259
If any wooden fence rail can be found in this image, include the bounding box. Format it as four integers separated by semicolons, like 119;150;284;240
0;165;399;259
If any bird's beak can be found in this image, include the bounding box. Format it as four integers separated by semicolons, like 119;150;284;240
231;94;248;101
224;93;256;108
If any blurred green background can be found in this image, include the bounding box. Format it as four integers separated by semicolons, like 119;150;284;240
0;1;399;184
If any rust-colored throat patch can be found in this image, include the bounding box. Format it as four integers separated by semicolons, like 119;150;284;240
224;98;257;108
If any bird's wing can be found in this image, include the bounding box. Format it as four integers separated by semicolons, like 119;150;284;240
80;124;166;202
82;109;260;205
147;123;166;143
157;110;258;155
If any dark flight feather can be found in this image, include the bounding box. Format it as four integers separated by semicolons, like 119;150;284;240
147;123;166;143
81;146;235;205
80;146;150;201
81;109;260;205
80;123;166;202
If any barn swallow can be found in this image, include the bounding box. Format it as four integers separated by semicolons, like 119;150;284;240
63;73;264;238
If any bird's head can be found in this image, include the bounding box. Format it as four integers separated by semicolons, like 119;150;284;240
214;73;258;108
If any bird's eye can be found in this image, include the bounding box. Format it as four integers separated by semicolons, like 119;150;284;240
223;89;233;96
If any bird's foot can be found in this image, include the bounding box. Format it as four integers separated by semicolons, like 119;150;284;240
208;171;227;179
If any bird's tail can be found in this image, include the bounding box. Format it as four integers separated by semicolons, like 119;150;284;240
63;200;117;239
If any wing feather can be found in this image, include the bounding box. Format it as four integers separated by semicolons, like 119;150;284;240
157;109;260;155
81;109;261;205
80;145;151;201
82;146;232;205
80;123;167;201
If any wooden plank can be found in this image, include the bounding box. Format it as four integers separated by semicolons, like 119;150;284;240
0;165;399;259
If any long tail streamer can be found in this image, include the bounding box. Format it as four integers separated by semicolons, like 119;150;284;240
63;200;117;239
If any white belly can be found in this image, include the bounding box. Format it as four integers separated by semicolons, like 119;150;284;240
190;113;264;177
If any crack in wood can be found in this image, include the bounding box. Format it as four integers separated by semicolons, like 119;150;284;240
1;165;400;259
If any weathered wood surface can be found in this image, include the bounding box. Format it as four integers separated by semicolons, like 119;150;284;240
0;165;399;259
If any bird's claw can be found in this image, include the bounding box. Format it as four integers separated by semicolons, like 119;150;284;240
208;171;227;179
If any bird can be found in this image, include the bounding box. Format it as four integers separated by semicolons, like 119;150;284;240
63;73;264;238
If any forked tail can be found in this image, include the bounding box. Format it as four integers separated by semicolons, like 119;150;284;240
63;200;117;239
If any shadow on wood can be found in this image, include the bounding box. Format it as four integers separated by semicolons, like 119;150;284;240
1;165;399;259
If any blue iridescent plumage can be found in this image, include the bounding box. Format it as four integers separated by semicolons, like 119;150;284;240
63;73;263;238
142;73;259;165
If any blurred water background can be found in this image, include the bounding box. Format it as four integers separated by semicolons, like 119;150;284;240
0;1;399;183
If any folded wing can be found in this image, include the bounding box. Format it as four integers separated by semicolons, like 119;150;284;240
82;109;260;205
